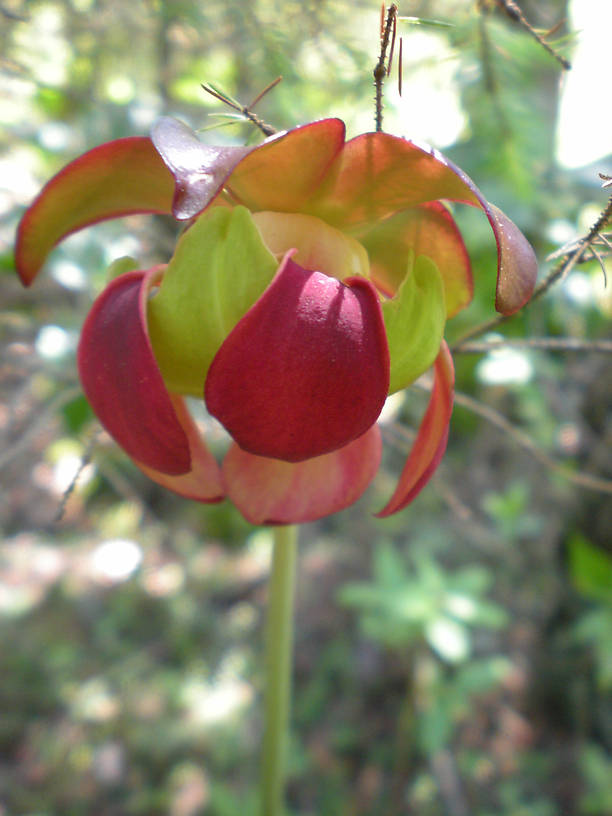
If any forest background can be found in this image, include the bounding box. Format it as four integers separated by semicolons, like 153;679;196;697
1;0;611;814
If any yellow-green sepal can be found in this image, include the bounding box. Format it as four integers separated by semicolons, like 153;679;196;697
382;254;446;394
147;205;278;396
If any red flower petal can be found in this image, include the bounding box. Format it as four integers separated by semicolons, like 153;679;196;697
137;396;225;503
15;138;173;286
305;131;537;316
78;269;207;481
150;117;254;220
223;425;382;525
376;341;455;517
205;254;389;462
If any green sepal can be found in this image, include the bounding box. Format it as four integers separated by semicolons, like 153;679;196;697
106;256;140;280
382;253;446;394
147;206;278;396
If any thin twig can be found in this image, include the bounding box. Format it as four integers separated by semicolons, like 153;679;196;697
494;0;571;70
452;193;612;351
54;430;99;523
450;388;612;496
201;80;279;137
374;3;398;132
0;386;81;471
454;337;612;354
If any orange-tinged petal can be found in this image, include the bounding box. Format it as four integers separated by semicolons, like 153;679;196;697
305;132;537;315
357;202;473;317
227;119;346;214
376;341;454;517
205;254;389;462
15;138;173;286
223;425;382;525
137;396;224;503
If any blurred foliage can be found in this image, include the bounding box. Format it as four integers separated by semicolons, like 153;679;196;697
1;0;611;814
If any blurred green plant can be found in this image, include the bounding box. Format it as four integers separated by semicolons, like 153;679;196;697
339;542;507;663
339;542;510;768
569;533;612;691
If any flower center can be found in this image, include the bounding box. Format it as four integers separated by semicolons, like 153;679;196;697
253;211;370;282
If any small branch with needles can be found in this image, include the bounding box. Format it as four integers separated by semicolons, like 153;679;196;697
201;78;281;137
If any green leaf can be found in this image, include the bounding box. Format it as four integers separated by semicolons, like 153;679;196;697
569;532;612;602
382;254;446;394
147;206;278;396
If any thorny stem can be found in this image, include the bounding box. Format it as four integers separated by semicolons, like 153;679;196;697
260;525;298;816
374;3;398;132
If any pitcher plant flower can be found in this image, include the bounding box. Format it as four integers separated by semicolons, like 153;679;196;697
15;117;537;524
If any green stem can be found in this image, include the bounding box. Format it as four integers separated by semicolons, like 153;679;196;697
260;524;299;816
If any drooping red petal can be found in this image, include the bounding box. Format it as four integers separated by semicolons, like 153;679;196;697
150;117;254;220
357;202;473;318
205;254;389;462
78;269;223;503
376;341;455;517
15;138;173;286
137;396;225;503
305;131;537;315
223;425;382;525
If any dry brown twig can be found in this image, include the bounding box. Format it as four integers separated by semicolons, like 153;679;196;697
201;77;281;137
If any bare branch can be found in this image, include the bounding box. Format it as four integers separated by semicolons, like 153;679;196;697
454;337;612;354
450;388;612;496
493;0;571;70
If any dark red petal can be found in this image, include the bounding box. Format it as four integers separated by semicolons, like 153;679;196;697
151;117;253;220
137;395;224;503
77;269;192;475
223;425;382;525
376;341;455;517
205;254;389;462
15;137;173;286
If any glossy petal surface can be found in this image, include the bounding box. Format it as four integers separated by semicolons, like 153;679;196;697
305;130;537;315
382;255;446;394
377;341;455;517
78;269;190;475
16;138;173;286
205;255;389;462
137;396;224;503
151;117;253;220
358;202;473;317
148;206;278;396
223;425;382;525
227;119;346;213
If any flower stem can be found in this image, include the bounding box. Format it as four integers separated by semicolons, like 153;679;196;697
260;524;298;816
